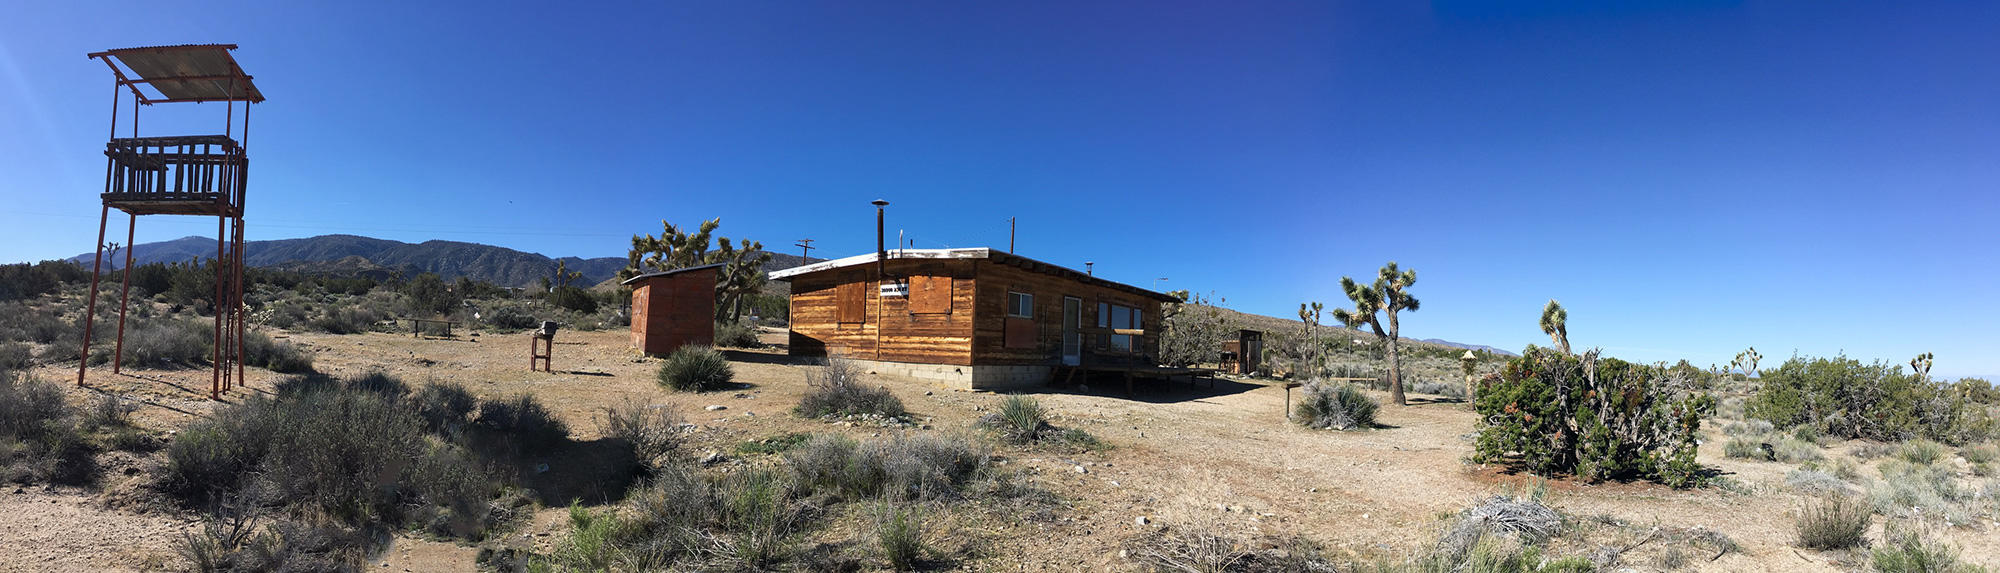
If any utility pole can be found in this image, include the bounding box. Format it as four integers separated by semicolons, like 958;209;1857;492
795;239;814;262
1008;217;1016;253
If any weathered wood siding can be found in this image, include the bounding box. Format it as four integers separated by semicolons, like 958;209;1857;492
969;264;1162;366
788;259;976;365
630;267;717;355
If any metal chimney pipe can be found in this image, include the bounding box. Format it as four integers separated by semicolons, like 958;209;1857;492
872;199;889;279
1085;261;1094;276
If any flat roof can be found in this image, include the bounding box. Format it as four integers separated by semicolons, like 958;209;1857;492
90;44;264;104
769;248;1178;303
619;263;724;285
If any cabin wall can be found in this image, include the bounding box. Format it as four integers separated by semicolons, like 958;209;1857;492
969;263;1163;366
787;259;976;365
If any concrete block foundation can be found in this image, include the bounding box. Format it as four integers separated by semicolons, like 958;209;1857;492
839;358;1050;391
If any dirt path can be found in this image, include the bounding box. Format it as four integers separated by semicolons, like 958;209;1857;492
18;327;1998;571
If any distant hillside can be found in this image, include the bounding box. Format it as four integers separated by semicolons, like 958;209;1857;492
1192;303;1515;358
69;234;822;289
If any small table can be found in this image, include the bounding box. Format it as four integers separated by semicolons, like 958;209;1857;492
403;318;460;338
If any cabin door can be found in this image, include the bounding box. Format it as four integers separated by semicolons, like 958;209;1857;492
1061;297;1082;366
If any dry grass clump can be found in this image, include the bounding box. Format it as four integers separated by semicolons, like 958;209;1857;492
1900;439;1951;465
600;402;687;471
1871;523;1982;573
796;359;905;420
712;321;762;348
977;395;1108;452
1786;468;1851;495
1869;459;1974;526
1795;494;1872;550
786;432;992;502
0;369;98;485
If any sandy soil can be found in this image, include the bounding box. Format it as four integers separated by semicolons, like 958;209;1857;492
9;327;1997;571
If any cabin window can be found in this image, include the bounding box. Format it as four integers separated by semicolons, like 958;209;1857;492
910;276;952;314
1103;301;1140;352
836;281;866;324
1007;292;1033;318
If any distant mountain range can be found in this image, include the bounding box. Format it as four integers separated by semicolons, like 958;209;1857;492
1415;338;1519;357
65;234;819;288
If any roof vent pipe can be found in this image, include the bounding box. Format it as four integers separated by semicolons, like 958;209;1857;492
872;199;889;280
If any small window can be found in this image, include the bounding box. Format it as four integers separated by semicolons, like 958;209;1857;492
1097;302;1108;328
1007;292;1033;318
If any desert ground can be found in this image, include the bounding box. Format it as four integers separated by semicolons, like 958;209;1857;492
7;326;1996;572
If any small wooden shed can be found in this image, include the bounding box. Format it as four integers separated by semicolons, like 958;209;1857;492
622;263;721;356
1219;329;1263;375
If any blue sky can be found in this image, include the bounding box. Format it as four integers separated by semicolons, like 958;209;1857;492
2;1;1995;377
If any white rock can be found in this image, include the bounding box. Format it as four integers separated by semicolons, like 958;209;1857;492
1073;465;1089;474
1135;516;1151;526
705;405;726;411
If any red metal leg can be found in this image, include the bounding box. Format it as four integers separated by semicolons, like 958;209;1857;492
77;205;110;387
212;214;224;400
113;213;135;373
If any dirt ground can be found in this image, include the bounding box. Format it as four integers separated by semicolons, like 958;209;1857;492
9;326;1998;572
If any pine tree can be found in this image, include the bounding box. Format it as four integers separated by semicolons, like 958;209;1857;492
1540;300;1570;355
1330;262;1420;406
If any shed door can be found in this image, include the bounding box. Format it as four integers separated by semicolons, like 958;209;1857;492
1062;297;1082;366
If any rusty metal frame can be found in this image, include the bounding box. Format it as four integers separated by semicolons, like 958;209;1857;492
77;45;260;400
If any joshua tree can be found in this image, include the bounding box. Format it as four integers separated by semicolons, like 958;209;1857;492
1539;300;1570;355
1733;347;1762;379
1298;301;1323;378
622;218;771;323
1910;352;1934;382
1330;262;1420;406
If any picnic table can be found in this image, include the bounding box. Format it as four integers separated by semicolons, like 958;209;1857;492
401;318;460;338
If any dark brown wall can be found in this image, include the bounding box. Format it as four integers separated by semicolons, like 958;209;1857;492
630;268;717;355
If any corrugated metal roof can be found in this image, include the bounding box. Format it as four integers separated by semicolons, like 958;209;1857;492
91;44;263;103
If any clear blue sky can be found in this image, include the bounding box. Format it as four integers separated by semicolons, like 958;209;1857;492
2;1;1995;377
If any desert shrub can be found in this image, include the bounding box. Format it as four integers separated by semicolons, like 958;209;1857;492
657;345;733;392
1410;379;1469;400
1427;485;1570;572
478;302;541;331
157;373;516;539
1724;438;1769;461
796;359;904;419
81;394;134;431
989;395;1049;443
402;273;461;316
546;285;597;314
178;510;370;572
1854;442;1898;460
1776;437;1825;463
412;381;478;436
0;342;31;370
1871;524;1978;573
1899;439;1950;465
0;370;97;485
1870;459;1973;526
1473;347;1714;487
787;433;991;502
240;330;314;373
877;504;926;571
474;394;570;456
115;316;212;367
1292;381;1377;431
1786;468;1850;495
1960;444;1997;465
602;402;686;471
1747;355;1991;444
713;321;762;348
1725;419;1776;437
0;302;69;344
1797;494;1872;550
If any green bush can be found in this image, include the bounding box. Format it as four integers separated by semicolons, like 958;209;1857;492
1723;437;1769;461
877;504;926;571
474;394;571;457
713;321;762;348
1747;355;1991;444
546;285;597;314
796;359;905;419
413;381;478;436
1473;347;1714;487
0;342;30;370
1960;444;1998;465
1869;459;1973;526
1900;439;1950;465
657;345;734;392
1871;524;1978;573
1796;495;1872;550
1292;381;1378;431
990;395;1049;443
601;402;686;471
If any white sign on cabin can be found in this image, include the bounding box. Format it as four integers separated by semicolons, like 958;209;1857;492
880;281;909;297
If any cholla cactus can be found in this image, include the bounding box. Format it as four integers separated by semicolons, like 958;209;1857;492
1539;300;1570;355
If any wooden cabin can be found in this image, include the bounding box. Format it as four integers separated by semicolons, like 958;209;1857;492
622;263;721;356
770;248;1178;389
